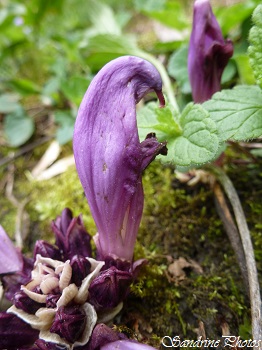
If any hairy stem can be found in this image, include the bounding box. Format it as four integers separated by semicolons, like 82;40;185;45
209;166;262;343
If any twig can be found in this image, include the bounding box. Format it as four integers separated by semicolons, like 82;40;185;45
213;182;249;294
209;165;262;343
5;164;30;248
0;135;52;168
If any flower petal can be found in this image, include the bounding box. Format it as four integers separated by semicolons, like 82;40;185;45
73;56;164;261
0;312;39;348
188;0;233;102
0;225;23;274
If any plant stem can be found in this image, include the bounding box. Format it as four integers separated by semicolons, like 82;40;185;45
209;165;262;343
213;182;248;294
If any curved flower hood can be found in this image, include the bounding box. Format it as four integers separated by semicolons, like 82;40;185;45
73;56;166;261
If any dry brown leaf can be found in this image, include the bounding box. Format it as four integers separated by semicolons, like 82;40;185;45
167;257;203;283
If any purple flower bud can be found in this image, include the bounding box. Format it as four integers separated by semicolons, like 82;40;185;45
73;56;166;262
87;323;127;350
0;312;39;349
188;0;233;102
12;291;45;314
51;208;92;259
50;305;86;343
0;225;23;274
70;255;92;287
33;240;62;261
88;266;132;310
101;340;157;350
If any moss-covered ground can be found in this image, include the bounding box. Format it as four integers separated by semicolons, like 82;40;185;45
0;142;261;348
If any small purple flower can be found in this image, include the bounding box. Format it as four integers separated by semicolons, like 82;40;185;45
73;56;167;262
188;0;233;103
88;266;132;310
51;208;92;260
50;305;87;343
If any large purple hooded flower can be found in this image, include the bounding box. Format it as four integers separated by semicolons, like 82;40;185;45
73;56;167;262
188;0;233;103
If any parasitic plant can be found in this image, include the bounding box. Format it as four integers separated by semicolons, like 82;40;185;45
73;55;167;262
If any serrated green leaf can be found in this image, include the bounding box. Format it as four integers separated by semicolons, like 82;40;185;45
203;85;262;141
137;102;181;141
166;103;219;167
248;4;262;88
4;107;34;147
167;46;191;94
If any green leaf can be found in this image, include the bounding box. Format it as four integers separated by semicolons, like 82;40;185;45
82;34;139;70
248;4;262;88
137;102;181;141
214;1;259;35
203;85;262;141
4;107;34;147
54;110;75;145
87;0;121;35
234;54;255;85
8;78;41;95
167;103;219;167
167;46;191;94
61;76;91;106
221;60;237;85
0;93;20;113
133;0;166;12
139;1;188;30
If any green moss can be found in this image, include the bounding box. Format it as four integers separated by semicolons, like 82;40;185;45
125;159;255;341
1;145;261;343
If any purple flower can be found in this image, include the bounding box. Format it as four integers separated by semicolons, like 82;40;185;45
49;305;87;343
101;340;157;350
88;266;132;310
51;208;92;260
73;56;167;262
0;225;23;274
188;0;233;103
